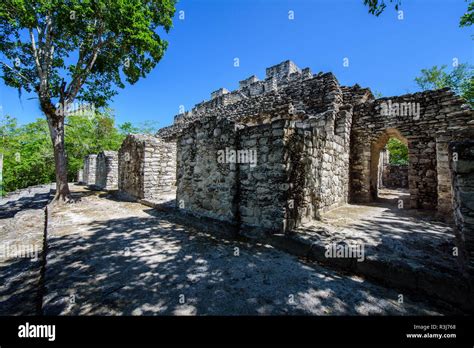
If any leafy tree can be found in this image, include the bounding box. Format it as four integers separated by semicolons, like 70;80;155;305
0;115;55;194
364;0;473;32
0;112;161;194
0;0;176;202
363;0;401;16
414;64;474;106
65;110;124;180
386;138;408;165
118;120;160;135
460;0;474;28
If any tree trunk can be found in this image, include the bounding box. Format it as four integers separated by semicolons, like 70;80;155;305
46;112;72;202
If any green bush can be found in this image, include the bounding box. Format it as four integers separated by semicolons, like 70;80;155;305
387;138;408;165
0;112;158;195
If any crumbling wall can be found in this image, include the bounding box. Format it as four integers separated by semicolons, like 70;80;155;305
83;154;97;186
177;117;238;222
350;88;473;211
159;60;473;235
169;61;354;234
238;120;288;232
382;164;408;189
118;134;177;201
449;140;474;280
77;169;84;184
96;151;118;190
156;141;177;196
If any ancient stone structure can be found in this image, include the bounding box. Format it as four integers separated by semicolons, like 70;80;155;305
96;151;119;190
83;154;97;187
118;134;176;201
77;169;84;184
157;60;473;236
382;164;408;189
349;89;472;213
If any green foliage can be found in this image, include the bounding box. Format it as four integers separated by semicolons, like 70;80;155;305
414;64;474;107
0;1;175;199
363;0;402;16
64;110;123;180
364;0;472;36
460;1;474;28
0;115;55;194
0;0;176;108
118;120;160;135
0;112;157;194
387;138;408;165
372;90;384;98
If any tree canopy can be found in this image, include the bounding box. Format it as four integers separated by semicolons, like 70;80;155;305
414;64;474;107
0;0;176;201
0;112;158;195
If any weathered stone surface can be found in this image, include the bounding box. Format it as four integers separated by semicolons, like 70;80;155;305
382;164;408;189
158;60;473;237
77;169;84;184
83;154;97;187
449;140;474;280
96;150;118;190
118;134;176;202
349;89;472;212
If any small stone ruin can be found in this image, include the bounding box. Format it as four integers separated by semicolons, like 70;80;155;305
83;154;97;187
96;151;119;190
118;134;177;201
449;139;474;279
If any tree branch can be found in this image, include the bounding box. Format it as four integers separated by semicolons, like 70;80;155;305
29;28;43;80
0;61;35;85
65;23;115;104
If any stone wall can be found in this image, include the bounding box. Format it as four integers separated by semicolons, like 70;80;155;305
83;154;97;186
157;60;473;234
382;164;408;189
118;134;176;201
238;120;288;232
176;117;238;223
166;61;353;234
449;140;474;279
77;169;84;184
349;88;473;211
96;151;119;190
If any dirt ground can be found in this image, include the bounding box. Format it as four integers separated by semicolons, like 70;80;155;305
0;184;458;315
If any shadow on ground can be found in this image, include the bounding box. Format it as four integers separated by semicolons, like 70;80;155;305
40;203;442;315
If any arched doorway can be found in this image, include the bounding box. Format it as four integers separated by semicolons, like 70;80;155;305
370;128;409;203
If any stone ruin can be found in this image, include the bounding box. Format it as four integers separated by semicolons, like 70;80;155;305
449;139;474;280
117;134;177;202
96;151;119;190
81;60;473;277
83;154;97;187
80;152;118;190
377;147;409;189
77;169;84;184
157;60;473;232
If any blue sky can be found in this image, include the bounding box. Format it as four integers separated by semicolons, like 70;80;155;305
0;0;472;128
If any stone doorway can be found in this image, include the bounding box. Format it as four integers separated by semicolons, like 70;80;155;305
369;128;411;206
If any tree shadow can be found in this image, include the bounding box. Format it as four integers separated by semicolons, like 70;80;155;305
0;191;53;219
38;209;446;316
0;256;42;315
